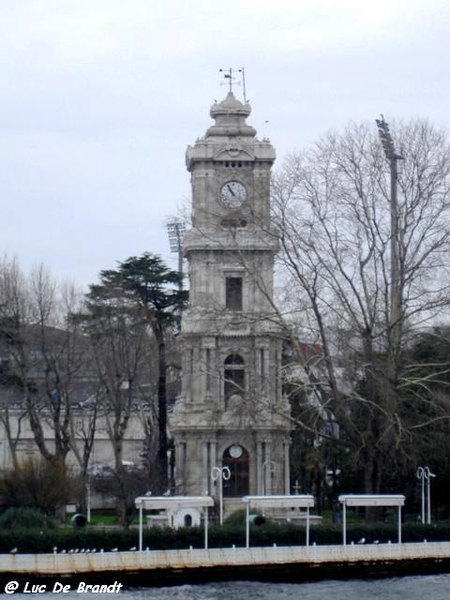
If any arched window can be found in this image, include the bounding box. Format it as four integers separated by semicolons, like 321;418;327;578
223;445;249;497
224;353;245;401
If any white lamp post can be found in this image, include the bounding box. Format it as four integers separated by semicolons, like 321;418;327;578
211;466;231;525
417;466;436;524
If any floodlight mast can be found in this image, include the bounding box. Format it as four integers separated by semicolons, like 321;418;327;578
166;219;186;291
376;115;404;356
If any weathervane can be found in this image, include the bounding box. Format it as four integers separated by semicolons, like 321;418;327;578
219;67;247;103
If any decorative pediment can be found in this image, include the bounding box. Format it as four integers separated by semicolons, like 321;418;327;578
214;145;255;161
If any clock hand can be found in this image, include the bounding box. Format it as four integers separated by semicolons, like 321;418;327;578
227;184;235;196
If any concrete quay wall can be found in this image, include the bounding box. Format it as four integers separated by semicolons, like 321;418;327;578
1;542;450;579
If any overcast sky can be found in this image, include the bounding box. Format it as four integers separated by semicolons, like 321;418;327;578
1;0;449;291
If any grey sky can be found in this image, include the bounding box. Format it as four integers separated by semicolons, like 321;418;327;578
1;0;449;290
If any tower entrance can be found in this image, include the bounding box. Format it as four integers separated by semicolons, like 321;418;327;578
223;445;249;497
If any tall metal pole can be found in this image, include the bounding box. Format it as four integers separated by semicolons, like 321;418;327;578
218;473;223;525
342;502;347;546
204;507;208;550
245;500;250;548
138;502;143;552
239;67;247;103
211;466;231;525
417;467;426;523
376;117;404;374
417;466;435;524
426;466;436;524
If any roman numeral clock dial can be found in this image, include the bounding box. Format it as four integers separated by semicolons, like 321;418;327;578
220;180;247;209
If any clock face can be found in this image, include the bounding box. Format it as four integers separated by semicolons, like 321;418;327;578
229;444;243;458
220;181;247;208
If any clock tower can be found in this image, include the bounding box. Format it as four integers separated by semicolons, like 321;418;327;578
171;90;291;511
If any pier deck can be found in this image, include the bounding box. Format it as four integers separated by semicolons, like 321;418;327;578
1;542;450;582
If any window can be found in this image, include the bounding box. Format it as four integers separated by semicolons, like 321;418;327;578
224;353;245;400
226;277;243;310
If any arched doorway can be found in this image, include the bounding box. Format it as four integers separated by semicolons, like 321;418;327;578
223;445;249;497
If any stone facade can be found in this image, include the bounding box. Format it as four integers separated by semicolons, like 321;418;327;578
171;92;291;508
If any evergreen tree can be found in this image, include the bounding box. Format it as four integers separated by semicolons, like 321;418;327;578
85;252;186;494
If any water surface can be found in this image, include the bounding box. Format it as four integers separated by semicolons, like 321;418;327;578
9;574;450;600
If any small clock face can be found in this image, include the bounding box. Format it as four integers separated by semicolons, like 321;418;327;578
229;444;243;458
220;181;247;208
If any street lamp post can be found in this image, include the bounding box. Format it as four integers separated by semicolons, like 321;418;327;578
211;466;231;525
417;466;436;524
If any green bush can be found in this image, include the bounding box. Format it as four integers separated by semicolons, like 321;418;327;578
0;521;449;554
0;507;54;530
0;458;75;516
223;509;248;526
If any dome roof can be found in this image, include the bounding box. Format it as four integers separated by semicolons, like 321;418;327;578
206;92;256;138
210;92;251;118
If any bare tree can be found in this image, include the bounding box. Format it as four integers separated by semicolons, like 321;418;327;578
271;119;450;494
0;256;29;470
0;258;95;519
79;277;157;525
0;258;92;461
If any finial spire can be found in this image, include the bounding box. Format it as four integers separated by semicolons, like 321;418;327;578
219;68;234;93
219;67;247;102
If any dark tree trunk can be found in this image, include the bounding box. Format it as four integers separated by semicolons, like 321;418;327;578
154;322;168;491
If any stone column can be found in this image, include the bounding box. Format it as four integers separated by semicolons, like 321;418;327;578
263;347;270;396
264;439;272;495
210;438;217;470
201;441;209;494
256;440;263;495
175;441;186;494
186;347;194;402
284;439;290;494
